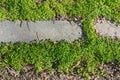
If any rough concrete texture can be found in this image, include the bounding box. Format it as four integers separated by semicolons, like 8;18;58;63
0;20;82;43
95;19;120;39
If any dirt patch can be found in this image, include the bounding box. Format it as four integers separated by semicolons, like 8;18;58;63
0;62;120;80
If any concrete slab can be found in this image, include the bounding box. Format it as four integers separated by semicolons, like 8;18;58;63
95;19;120;39
0;20;82;43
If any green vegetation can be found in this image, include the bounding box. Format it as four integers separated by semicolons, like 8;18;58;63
0;0;120;79
0;38;120;78
0;0;120;22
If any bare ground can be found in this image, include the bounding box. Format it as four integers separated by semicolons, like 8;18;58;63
0;62;120;80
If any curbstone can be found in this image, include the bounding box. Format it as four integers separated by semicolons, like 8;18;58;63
0;20;82;43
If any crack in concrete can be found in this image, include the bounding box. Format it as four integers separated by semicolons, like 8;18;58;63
36;32;40;41
27;21;30;31
20;20;30;31
20;20;22;27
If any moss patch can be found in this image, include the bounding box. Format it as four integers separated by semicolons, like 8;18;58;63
0;0;120;79
0;0;120;22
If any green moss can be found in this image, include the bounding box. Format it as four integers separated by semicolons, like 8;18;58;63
0;38;120;77
100;0;120;22
0;7;7;21
0;0;120;79
0;0;119;22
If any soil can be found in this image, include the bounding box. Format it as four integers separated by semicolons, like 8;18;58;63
0;62;120;80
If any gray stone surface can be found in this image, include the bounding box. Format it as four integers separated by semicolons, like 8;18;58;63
95;19;120;39
0;20;82;43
